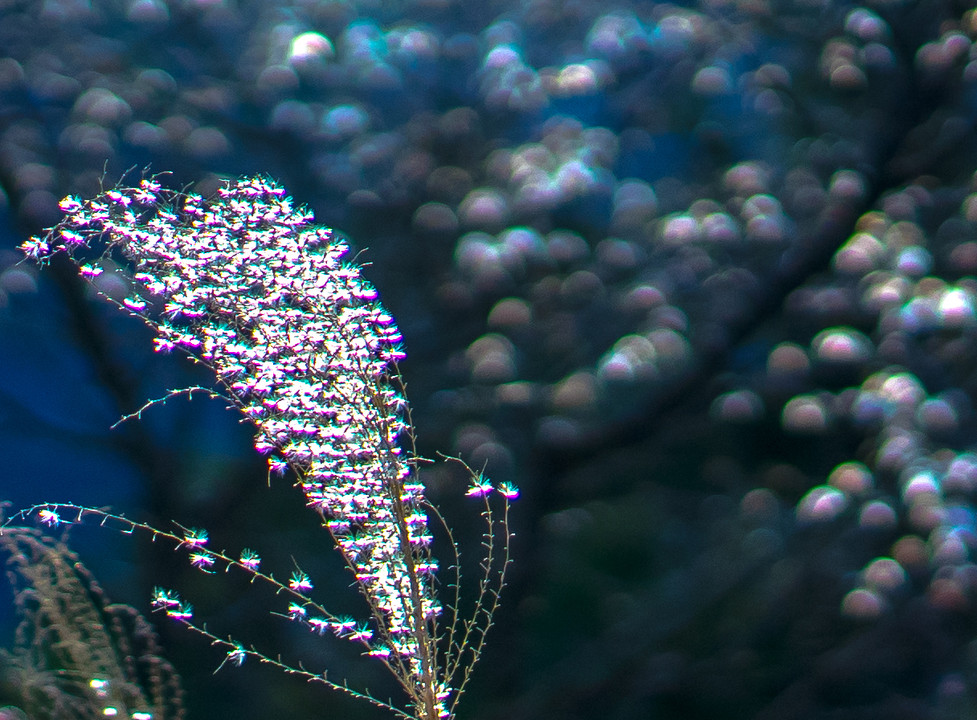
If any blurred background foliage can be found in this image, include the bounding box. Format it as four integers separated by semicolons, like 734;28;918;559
3;0;977;718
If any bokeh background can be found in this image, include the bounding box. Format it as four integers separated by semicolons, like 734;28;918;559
3;0;977;718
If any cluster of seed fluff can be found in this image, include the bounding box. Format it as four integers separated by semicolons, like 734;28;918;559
23;176;446;711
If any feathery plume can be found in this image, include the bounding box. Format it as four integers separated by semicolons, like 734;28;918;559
18;174;504;719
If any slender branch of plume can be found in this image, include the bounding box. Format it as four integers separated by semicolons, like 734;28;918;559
12;174;517;720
